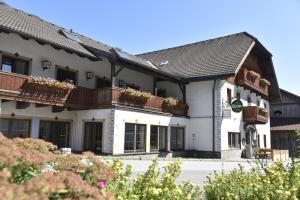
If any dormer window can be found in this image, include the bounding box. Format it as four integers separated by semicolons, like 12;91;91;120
60;29;80;42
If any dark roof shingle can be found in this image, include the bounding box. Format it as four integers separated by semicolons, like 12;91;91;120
138;32;255;80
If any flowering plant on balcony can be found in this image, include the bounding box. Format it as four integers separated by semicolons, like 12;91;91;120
246;70;261;82
120;88;151;104
27;76;76;90
259;78;271;88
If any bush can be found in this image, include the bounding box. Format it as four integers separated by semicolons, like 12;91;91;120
108;158;202;200
0;133;114;200
204;161;300;200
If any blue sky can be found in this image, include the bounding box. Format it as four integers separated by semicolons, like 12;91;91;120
3;0;300;95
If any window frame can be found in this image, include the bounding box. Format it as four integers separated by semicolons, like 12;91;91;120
0;118;31;138
228;132;241;149
150;125;168;152
55;66;78;85
124;123;146;153
227;88;232;104
1;54;31;75
170;127;185;151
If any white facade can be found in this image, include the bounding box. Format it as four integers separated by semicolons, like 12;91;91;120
0;32;272;159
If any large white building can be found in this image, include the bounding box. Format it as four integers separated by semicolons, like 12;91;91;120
0;2;280;158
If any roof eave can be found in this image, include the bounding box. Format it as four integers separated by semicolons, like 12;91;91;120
186;73;236;82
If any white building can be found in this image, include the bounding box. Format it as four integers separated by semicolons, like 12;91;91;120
0;2;280;158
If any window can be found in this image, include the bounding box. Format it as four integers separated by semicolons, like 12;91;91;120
39;121;70;148
157;89;167;98
150;126;167;151
171;127;184;150
84;122;103;153
1;55;29;75
257;100;260;106
96;78;111;88
228;132;241;148
124;123;146;153
263;135;267;148
236;92;241;100
247;96;251;106
264;103;267;109
227;88;232;104
0;118;30;138
257;134;260;147
61;30;81;42
56;68;77;84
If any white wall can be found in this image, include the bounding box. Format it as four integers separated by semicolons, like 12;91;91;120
157;81;183;100
113;109;189;155
220;81;271;151
186;80;214;151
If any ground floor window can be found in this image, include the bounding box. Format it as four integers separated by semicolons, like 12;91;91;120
171;127;184;151
84;122;103;153
39;121;70;148
0;118;30;138
263;135;267;148
228;132;241;148
124;123;146;153
150;126;167;151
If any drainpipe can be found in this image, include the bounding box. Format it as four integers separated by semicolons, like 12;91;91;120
212;80;216;154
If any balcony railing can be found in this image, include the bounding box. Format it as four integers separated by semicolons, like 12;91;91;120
236;68;269;97
0;71;188;116
243;106;268;124
0;71;72;106
67;87;188;116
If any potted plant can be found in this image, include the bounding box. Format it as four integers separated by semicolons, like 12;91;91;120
27;76;76;90
162;97;188;115
246;70;261;82
120;88;151;105
259;78;271;89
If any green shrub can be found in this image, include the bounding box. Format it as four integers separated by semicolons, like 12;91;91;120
204;162;300;200
10;161;41;183
108;158;202;200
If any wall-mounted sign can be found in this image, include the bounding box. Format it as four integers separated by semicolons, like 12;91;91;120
231;100;243;113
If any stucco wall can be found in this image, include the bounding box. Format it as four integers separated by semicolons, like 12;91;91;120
220;81;271;151
113;109;189;155
186;80;214;151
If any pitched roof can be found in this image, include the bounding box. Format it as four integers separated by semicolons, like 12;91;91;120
138;32;257;80
0;2;157;72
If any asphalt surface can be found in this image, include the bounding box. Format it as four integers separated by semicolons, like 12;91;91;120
123;159;255;185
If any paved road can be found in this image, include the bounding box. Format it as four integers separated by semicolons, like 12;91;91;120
123;159;255;185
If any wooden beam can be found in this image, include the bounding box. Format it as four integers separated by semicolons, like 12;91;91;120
115;66;124;76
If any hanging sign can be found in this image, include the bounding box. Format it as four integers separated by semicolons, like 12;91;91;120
231;99;243;113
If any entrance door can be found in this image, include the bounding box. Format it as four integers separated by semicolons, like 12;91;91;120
39;121;70;148
84;122;103;153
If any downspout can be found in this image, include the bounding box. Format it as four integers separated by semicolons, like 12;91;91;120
212;80;216;153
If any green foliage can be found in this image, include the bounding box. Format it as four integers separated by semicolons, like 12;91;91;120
295;131;300;159
10;161;41;183
108;158;202;200
204;162;300;200
163;97;178;108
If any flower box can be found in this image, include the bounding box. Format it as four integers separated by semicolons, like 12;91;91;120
120;88;151;105
246;70;261;82
259;78;271;89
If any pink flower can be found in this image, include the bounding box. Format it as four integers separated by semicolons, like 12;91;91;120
97;180;106;188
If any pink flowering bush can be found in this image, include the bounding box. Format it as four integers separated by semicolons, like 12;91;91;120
0;133;115;200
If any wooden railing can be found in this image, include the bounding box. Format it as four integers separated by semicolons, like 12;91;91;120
236;68;269;97
68;87;188;116
0;71;71;106
0;71;188;116
243;106;268;124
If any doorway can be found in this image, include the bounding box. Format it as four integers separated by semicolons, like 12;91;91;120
39;121;70;148
84;122;103;153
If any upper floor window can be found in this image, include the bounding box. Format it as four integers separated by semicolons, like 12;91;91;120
236;91;241;100
56;67;77;85
227;88;232;104
257;100;260;106
1;55;29;75
247;96;251;106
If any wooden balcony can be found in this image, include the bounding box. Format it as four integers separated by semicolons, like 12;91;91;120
236;68;269;97
0;71;188;116
0;71;72;106
243;106;268;124
67;87;188;116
